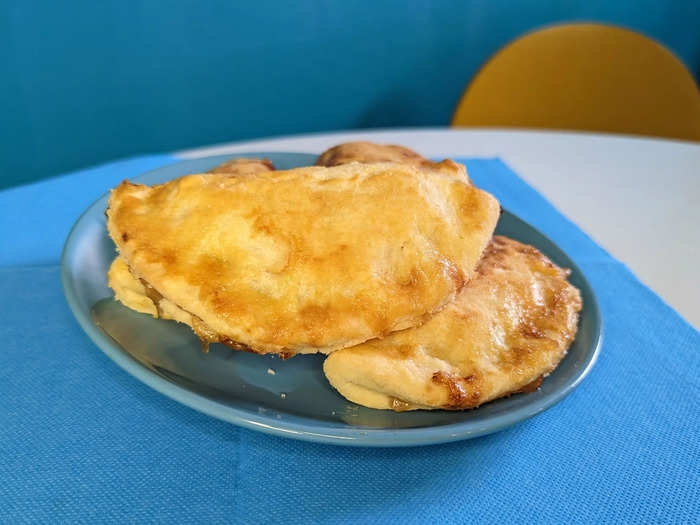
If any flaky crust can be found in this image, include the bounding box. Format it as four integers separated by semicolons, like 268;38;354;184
108;256;193;326
323;236;582;410
108;156;277;332
106;162;500;355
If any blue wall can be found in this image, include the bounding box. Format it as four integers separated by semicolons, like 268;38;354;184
2;1;699;188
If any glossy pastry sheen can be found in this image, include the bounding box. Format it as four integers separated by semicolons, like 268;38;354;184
106;161;500;355
108;156;276;327
323;236;582;410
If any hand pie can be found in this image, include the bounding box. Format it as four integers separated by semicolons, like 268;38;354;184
323;236;582;410
107;161;500;355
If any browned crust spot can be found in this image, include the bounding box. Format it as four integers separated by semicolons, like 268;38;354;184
390;398;412;412
431;371;481;409
429;371;545;411
520;320;546;338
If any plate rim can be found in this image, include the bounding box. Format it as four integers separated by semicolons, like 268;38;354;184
61;152;603;447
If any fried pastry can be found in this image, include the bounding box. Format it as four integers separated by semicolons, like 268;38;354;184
107;161;500;355
323;236;581;410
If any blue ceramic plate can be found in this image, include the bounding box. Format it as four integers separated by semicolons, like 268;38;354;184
62;153;602;447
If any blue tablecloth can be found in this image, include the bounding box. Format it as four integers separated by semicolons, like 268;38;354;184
1;155;697;524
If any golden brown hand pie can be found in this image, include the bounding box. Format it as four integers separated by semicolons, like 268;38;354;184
107;161;500;355
323;236;582;411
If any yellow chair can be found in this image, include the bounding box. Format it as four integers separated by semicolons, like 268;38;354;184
452;23;700;142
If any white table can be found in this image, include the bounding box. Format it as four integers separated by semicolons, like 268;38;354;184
178;128;700;328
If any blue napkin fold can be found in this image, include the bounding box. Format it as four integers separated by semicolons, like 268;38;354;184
1;157;697;524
